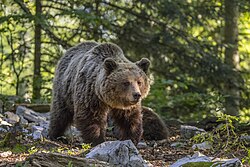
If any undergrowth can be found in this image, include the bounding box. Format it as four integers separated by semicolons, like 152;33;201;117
191;112;249;164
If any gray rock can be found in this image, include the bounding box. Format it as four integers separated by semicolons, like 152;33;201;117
180;125;206;139
16;106;26;115
170;152;242;167
192;141;212;150
0;120;12;126
240;135;250;142
31;124;50;138
22;128;29;133
0;121;12;133
32;125;44;132
0;151;12;158
16;106;47;123
39;120;49;128
86;140;148;167
39;121;49;137
19;116;29;126
5;111;20;124
64;126;82;142
137;141;147;149
213;158;242;167
0;127;8;132
27;122;37;130
170;142;186;148
0;115;8;130
170;152;211;167
33;130;43;140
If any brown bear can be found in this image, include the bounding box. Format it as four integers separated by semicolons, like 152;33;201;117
107;106;170;141
48;42;150;146
142;106;169;140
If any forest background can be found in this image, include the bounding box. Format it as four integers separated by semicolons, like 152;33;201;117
0;0;250;122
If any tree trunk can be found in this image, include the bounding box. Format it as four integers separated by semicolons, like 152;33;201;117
32;0;42;100
224;0;239;116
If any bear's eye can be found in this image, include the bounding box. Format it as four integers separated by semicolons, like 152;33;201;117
123;82;130;87
137;81;142;86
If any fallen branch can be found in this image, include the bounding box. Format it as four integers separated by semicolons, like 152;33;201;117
23;152;110;167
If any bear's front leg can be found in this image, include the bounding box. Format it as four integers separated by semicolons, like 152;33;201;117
74;108;108;146
110;107;143;145
48;100;74;140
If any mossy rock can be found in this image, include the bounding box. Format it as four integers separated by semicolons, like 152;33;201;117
182;162;214;167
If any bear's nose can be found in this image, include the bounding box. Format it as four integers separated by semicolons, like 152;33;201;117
133;92;141;101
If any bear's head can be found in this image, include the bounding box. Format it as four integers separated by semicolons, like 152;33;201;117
97;58;150;110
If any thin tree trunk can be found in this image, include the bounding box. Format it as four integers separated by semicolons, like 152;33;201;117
224;0;239;116
32;0;42;100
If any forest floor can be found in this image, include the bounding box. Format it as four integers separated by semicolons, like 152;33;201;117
0;124;249;167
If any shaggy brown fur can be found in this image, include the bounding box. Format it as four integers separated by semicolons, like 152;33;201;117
108;106;169;141
48;42;150;146
142;107;169;140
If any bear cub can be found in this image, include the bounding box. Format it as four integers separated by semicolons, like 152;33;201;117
48;42;150;146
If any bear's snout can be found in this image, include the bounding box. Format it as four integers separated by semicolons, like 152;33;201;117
132;92;141;101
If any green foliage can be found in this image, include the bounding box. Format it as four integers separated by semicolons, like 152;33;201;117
12;143;27;153
242;148;250;164
81;143;91;152
182;162;214;167
0;0;250;120
15;161;28;167
28;146;39;155
191;113;245;155
67;161;73;167
0;132;11;148
144;77;225;121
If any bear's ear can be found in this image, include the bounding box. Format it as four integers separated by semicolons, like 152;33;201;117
104;58;118;74
136;58;150;74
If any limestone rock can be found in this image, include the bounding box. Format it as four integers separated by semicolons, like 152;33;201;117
64;126;82;142
180;125;206;139
170;152;243;167
170;152;211;167
5;111;20;124
170;142;186;148
0;151;12;158
240;135;250;142
137;141;147;149
19;116;29;126
32;130;43;140
86;140;148;167
213;158;242;167
0;118;12;133
192;141;212;150
16;106;48;123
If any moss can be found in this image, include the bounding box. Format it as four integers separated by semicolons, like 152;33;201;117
0;132;27;153
0;132;11;148
12;143;27;153
182;162;214;167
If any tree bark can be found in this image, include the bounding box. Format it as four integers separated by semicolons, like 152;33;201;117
32;0;42;100
14;104;50;113
224;0;240;116
23;153;110;167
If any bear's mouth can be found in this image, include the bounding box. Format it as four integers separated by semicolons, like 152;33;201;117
128;100;140;105
109;99;140;109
